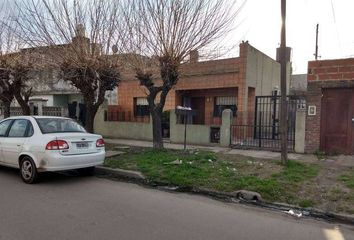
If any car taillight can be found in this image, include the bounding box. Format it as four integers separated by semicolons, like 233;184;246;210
96;138;105;147
46;140;69;150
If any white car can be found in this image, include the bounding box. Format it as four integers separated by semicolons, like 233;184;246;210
0;116;105;183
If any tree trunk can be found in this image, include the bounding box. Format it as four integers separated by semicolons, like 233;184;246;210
151;108;163;149
3;101;11;118
14;94;30;115
85;105;99;133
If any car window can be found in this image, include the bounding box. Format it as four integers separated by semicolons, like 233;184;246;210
0;120;12;137
36;118;86;134
27;122;34;137
8;120;29;138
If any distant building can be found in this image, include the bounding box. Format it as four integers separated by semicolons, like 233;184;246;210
8;28;118;113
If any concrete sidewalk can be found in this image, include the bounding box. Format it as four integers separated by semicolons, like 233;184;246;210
105;138;318;162
105;138;229;153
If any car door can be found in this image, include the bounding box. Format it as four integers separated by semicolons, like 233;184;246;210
2;119;30;166
0;120;13;164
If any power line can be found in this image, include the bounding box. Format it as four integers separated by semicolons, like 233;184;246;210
330;0;343;55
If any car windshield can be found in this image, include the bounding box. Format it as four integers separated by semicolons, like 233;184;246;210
36;118;86;134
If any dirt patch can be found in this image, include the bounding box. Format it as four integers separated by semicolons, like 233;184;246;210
297;160;354;214
217;153;283;179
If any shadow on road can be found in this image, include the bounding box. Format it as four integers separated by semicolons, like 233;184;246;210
0;165;93;185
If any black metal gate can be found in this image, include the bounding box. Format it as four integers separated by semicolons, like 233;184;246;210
231;95;303;151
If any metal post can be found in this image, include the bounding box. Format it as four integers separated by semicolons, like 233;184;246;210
258;112;262;148
184;111;187;151
315;24;319;60
253;97;258;139
272;91;278;139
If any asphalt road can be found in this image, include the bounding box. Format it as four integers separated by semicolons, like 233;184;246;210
1;167;353;240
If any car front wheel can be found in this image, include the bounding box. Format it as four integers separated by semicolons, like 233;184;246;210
20;156;39;184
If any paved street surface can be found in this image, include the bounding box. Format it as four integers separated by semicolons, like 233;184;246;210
1;167;353;240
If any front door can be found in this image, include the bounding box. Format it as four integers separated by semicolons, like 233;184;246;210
191;97;205;125
320;88;354;154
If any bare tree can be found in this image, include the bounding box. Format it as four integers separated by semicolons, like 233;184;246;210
122;0;243;149
0;61;13;118
0;6;32;118
14;0;123;132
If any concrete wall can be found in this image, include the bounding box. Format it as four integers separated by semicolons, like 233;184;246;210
220;109;232;147
94;106;153;140
170;110;211;145
295;110;306;153
245;45;290;96
32;95;53;106
169;109;232;146
95;107;233;146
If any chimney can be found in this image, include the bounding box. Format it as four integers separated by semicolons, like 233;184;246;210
189;50;199;63
75;24;86;38
72;23;90;51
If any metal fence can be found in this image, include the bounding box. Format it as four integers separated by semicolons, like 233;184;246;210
176;111;239;126
231;95;304;151
105;110;150;123
0;106;68;118
42;106;67;116
0;107;24;117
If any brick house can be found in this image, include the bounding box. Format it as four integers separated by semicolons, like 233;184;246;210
306;58;354;154
112;42;288;126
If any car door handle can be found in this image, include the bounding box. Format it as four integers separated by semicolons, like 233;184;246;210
17;145;21;147
352;118;354;122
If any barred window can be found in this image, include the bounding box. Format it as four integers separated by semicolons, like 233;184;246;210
213;96;237;117
134;97;150;117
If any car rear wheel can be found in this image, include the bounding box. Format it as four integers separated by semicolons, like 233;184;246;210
20;157;39;184
77;167;95;176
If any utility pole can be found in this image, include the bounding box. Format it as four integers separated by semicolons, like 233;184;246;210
280;0;288;165
314;24;319;60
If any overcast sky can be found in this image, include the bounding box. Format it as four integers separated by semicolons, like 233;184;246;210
3;0;354;74
229;0;354;74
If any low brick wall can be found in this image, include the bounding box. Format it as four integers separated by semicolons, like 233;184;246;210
94;106;233;146
94;106;153;141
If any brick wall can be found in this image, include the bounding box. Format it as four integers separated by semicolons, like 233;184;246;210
117;42;249;116
175;88;238;125
305;58;354;153
308;58;354;81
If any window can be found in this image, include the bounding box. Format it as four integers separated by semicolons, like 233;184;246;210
36;118;86;134
213;96;237;117
8;120;28;138
27;122;34;137
134;97;150;117
0;120;12;137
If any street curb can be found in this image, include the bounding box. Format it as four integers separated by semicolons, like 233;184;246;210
193;188;354;225
95;166;146;180
96;167;354;226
